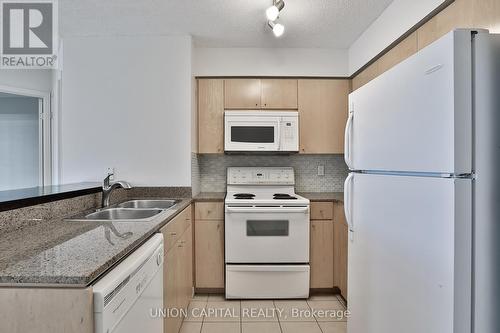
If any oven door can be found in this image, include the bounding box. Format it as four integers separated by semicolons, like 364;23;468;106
225;205;310;263
224;116;280;152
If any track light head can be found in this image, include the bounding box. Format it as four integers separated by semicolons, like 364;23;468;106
266;0;285;21
268;21;285;37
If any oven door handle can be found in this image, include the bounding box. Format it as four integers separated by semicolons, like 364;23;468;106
226;207;309;214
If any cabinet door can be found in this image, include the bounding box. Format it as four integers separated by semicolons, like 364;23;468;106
195;202;224;220
310;202;334;220
224;79;261;109
163;245;180;333
181;225;193;308
298;79;349;153
194;220;225;288
310;220;334;288
198;79;224;153
333;202;348;298
261;79;298;109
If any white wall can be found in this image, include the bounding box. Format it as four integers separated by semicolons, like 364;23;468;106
348;0;446;74
0;97;40;190
194;47;348;76
60;35;192;186
0;69;53;92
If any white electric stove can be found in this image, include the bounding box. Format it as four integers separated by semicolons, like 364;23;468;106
224;167;310;299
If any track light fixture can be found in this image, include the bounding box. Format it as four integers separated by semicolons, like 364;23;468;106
268;21;285;37
266;0;285;21
266;0;285;37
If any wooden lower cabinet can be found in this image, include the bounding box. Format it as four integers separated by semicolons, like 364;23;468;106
194;219;225;289
333;202;348;299
310;220;334;288
160;205;193;333
310;201;348;299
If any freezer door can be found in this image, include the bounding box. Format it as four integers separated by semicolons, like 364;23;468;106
346;173;471;333
347;30;473;174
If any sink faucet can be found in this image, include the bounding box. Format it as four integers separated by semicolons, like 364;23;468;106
101;174;132;208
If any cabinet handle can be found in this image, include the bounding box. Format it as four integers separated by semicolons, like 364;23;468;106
170;232;177;236
178;244;184;248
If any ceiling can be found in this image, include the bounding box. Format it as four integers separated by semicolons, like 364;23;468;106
59;0;394;48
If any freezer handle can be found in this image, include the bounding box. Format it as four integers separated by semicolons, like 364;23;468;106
344;173;354;241
344;109;354;169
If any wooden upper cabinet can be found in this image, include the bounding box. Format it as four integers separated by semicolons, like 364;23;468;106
261;79;298;109
224;79;261;109
298;79;350;154
198;79;224;153
224;78;298;109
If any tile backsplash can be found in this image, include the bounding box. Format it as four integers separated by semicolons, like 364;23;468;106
198;154;348;192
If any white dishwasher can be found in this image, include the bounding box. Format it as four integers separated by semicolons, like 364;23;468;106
93;233;164;333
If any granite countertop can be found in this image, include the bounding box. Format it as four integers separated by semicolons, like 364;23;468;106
193;192;226;201
0;191;342;287
298;192;344;202
0;199;191;287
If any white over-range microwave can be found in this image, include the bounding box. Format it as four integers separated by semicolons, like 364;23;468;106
224;111;299;153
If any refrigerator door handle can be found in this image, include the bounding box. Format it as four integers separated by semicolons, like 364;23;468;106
344;109;354;169
344;173;354;241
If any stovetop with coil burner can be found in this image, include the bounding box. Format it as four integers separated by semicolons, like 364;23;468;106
225;167;309;206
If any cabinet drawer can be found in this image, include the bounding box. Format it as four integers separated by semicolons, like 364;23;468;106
310;202;333;220
195;202;224;220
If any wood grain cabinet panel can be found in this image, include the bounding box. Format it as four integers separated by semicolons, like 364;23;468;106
261;79;298;109
161;205;193;333
310;202;334;220
194;219;225;289
298;79;350;154
310;220;334;288
224;79;261;109
195;202;224;220
198;79;225;153
333;202;348;299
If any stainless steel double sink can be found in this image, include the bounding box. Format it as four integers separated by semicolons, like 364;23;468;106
67;199;180;222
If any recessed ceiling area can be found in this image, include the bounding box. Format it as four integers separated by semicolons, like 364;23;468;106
60;0;394;48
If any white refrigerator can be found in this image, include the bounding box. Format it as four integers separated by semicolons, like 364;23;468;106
345;29;500;333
